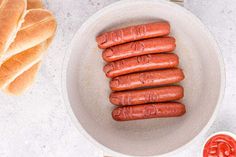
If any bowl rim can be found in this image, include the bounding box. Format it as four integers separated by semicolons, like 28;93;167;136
61;0;226;156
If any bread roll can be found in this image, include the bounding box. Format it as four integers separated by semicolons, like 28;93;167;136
0;0;27;57
0;41;48;89
4;61;41;95
2;2;56;95
4;0;45;95
3;36;53;95
27;0;43;9
0;1;57;95
3;9;57;62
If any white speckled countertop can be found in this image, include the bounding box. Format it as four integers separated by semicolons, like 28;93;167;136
0;0;236;156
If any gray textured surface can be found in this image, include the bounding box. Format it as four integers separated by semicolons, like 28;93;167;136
0;0;236;156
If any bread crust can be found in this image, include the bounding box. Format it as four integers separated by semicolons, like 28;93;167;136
3;61;41;95
27;0;43;9
0;41;48;89
3;9;57;62
0;0;27;56
3;36;53;95
0;1;57;95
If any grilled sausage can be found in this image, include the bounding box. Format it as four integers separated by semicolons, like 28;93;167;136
102;37;176;62
110;86;184;106
103;53;179;78
96;21;170;49
110;68;185;91
112;102;186;121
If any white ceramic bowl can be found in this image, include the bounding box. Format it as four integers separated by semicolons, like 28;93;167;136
62;0;225;156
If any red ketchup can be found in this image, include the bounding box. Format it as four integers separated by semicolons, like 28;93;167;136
203;134;236;157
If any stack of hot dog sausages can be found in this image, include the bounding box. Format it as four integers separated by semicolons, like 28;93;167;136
96;21;186;121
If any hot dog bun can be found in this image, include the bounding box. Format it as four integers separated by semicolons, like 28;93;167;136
3;37;53;95
2;9;57;62
0;41;49;89
27;0;43;9
3;61;41;95
2;1;56;95
0;0;27;57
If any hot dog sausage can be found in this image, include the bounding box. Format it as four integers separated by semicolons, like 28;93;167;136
110;68;185;91
112;102;186;121
102;37;176;62
110;86;184;106
103;53;179;78
96;22;170;49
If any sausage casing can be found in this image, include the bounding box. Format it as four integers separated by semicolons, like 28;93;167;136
104;53;179;78
110;68;185;91
112;102;186;121
110;86;184;106
96;22;170;49
103;37;176;62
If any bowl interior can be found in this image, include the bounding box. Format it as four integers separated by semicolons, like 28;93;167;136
65;1;223;156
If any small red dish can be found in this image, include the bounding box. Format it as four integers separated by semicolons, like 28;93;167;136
203;132;236;157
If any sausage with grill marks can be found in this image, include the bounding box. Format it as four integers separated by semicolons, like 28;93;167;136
110;68;185;91
102;37;176;62
103;53;179;78
96;21;170;49
112;102;186;121
109;85;184;106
